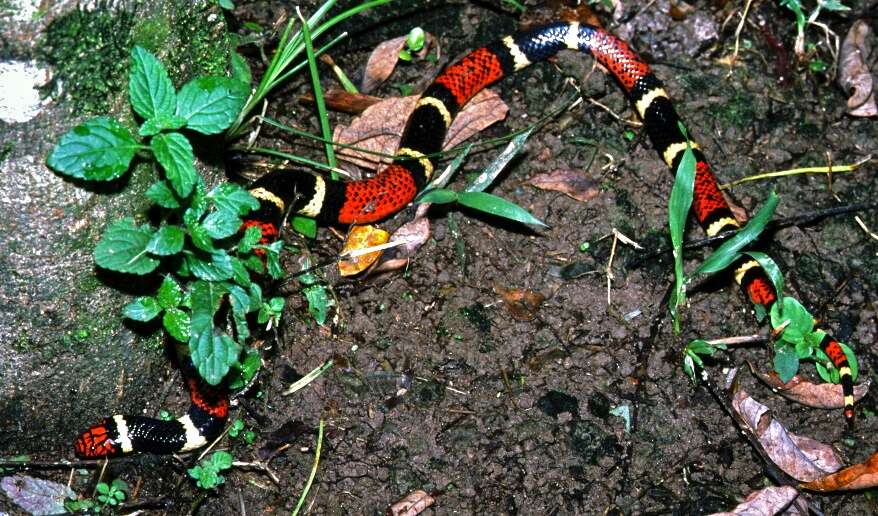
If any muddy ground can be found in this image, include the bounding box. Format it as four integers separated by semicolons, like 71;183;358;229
2;0;878;514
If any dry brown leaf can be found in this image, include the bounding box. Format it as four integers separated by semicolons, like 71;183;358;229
334;89;508;171
371;208;432;274
731;390;843;482
802;450;878;492
709;486;800;516
338;224;390;276
838;20;877;117
754;369;870;409
361;33;436;94
300;89;382;114
494;284;546;321
526;169;601;202
388;489;435;516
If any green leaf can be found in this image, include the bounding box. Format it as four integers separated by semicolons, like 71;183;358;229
189;223;215;252
774;346;800;383
230;256;251;287
264;240;284;279
457;191;547;227
248;283;263;308
693;192;778;276
191;332;241;386
218;0;235;9
228;348;261;390
210;450;234;469
303;285;332;325
238;225;262;254
207;183;260;216
242;254;265;274
129;46;176;121
668;126;696;332
291;215;317;238
202;210;242;239
163;307;190;342
464;128;533;193
769;297;814;344
151;132;198;197
416;188;458;205
146;180;181;209
230;51;252;85
187;251;234;281
147;225;185;256
157;275;183;309
47;117;139;181
139;114;187;137
176;77;249;134
94;218;160;274
815;361;832;383
227;284;252;314
123;296;161;321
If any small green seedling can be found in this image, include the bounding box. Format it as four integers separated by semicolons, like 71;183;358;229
683;340;728;382
188;451;234;489
228;419;257;444
96;479;128;508
399;27;426;62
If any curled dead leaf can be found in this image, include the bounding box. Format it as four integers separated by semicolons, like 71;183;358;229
388;489;435;516
709;486;800;516
526;169;601;202
338;224;390;276
334;89;508;171
361;33;436;94
494;284;546;321
802;450;878;492
731;390;843;482
753;368;870;409
300;89;382;114
838;20;877;117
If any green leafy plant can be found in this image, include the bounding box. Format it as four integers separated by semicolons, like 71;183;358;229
46;45;277;386
188;451;234;489
416;128;546;228
683;340;728;382
398;27;425;62
228;419;257;444
779;0;850;57
95;479;128;508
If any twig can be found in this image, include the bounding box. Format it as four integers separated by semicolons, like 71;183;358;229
706;333;767;347
718;155;872;190
729;0;755;68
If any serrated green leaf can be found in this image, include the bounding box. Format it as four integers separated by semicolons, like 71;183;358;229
147;225;185;256
157;275;183;309
47;117;139;181
416;188;458;205
303;285;332;325
457;191;547;227
139;114;187;137
230;256;251;287
202;210;242;239
248;283;263;308
238;225;262;254
129;46;176;121
227;284;251;314
207;183;260;216
693;192;778;276
187;251;234;281
229;348;261;390
464;128;533;193
123;296;161;321
176;76;249;134
151;132;197;197
191;331;241;386
189;223;215;252
774;347;800;383
242;254;265;274
264;240;284;279
146;180;181;209
94;218;160;274
163;307;190;342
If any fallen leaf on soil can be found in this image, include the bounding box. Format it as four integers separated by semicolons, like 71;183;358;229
334;89;508;171
731;390;843;482
338;224;390;276
838;20;877;117
300;89;383;114
801;449;878;491
494;284;546;321
371;204;432;274
388;489;435;516
361;32;436;94
1;475;75;516
753;368;870;409
525;169;601;202
709;485;800;516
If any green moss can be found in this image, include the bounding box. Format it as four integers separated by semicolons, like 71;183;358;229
165;0;232;82
131;16;171;53
709;91;756;127
39;5;135;114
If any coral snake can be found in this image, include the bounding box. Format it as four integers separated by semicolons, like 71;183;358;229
74;21;855;458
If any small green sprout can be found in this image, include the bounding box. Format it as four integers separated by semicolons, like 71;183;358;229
683;340;727;382
188;451;234;490
399;27;426;61
95;479;128;507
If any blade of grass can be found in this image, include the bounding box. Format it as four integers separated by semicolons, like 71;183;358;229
298;7;338;178
291;419;324;516
668;122;696;333
457;191;546;227
282;358;334;395
464;128;533;192
719;156;870;189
